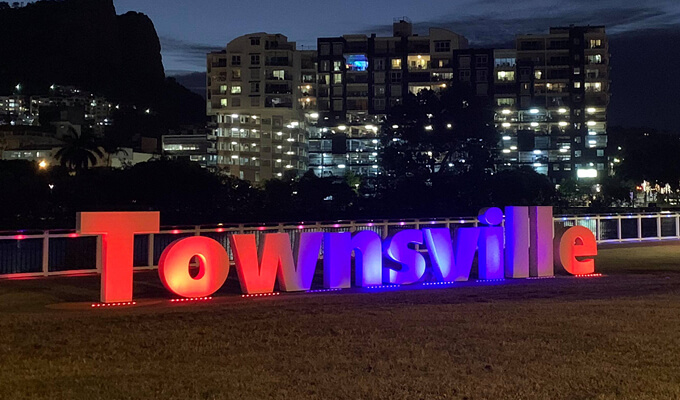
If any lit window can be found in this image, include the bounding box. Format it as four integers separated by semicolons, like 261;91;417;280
587;55;602;64
231;86;242;94
534;70;543;80
585;82;602;92
333;61;342;71
391;58;402;69
273;70;285;80
497;71;515;82
333;74;342;84
496;98;515;106
219;85;227;94
345;54;368;72
220;98;227;107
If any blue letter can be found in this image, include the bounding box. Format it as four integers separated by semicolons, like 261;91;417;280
383;229;426;285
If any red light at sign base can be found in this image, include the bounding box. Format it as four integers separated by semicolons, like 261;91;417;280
69;233;78;238
241;292;281;298
216;228;225;233
91;302;136;308
573;273;603;278
527;276;556;280
14;235;26;240
170;297;213;302
171;229;180;234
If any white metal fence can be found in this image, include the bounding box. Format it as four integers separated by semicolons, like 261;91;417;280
1;212;679;279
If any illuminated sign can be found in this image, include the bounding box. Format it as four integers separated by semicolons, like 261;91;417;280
76;206;597;303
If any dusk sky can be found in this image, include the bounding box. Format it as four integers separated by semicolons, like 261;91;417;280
114;0;680;130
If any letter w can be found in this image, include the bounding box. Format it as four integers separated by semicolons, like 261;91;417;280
229;232;322;294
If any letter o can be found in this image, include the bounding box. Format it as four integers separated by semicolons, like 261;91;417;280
158;236;230;298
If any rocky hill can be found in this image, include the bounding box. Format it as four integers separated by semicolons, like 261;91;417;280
0;0;204;126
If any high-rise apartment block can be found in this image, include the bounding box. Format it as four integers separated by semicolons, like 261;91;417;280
310;18;468;177
207;33;315;181
487;26;610;182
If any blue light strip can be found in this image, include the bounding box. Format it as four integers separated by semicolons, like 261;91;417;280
305;288;343;293
475;279;506;283
365;284;401;289
422;281;457;286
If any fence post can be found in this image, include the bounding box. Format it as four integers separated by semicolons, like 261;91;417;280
41;231;49;276
147;234;155;268
657;215;662;240
617;217;622;242
637;216;642;241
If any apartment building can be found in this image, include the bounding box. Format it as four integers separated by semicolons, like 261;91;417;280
489;26;610;182
207;33;314;182
310;18;468;177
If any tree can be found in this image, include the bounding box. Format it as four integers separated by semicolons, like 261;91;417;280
379;83;497;179
54;127;104;172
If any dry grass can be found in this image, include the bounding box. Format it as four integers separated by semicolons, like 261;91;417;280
1;243;680;399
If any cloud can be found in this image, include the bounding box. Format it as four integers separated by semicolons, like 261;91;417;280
159;36;222;68
361;1;680;46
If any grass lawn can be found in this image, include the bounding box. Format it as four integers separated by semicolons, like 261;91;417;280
1;242;680;399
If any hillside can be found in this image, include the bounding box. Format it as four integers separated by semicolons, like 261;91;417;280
0;0;205;126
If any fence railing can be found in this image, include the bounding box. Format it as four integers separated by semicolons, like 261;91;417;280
1;212;679;278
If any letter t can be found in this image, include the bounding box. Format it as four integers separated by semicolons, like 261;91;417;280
77;212;160;303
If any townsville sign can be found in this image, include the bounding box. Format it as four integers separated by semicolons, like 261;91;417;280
76;206;597;303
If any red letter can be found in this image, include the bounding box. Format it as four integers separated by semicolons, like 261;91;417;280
229;232;322;294
158;236;230;298
77;212;159;303
554;226;597;275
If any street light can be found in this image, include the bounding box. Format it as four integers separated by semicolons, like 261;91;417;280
38;160;48;169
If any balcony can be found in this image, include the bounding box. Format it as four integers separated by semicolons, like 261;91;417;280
265;58;292;67
266;73;292;81
265;84;292;94
265;97;293;108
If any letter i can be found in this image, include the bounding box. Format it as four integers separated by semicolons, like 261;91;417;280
529;206;554;277
477;208;504;280
505;206;529;278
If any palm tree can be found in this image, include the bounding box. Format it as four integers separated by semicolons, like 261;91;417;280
54;127;104;172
